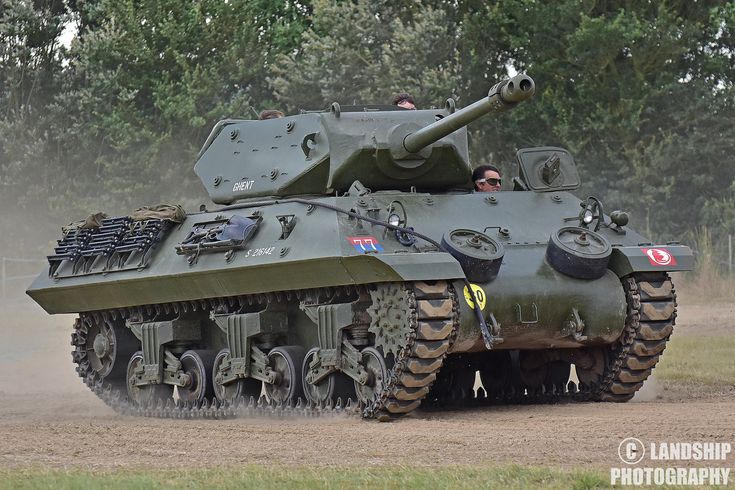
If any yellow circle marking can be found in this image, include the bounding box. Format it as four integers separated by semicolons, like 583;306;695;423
463;284;487;310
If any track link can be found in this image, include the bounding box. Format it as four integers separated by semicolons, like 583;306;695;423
592;272;676;401
364;281;458;420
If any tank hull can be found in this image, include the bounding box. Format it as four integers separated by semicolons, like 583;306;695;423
27;189;691;419
28;190;685;349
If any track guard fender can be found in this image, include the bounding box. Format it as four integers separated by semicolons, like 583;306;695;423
342;252;466;283
608;245;694;277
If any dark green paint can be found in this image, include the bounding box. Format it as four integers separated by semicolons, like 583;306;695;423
195;74;535;204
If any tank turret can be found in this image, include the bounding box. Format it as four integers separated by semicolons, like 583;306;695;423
195;74;535;204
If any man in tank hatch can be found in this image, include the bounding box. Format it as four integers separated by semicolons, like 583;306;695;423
259;109;285;120
392;92;416;110
472;164;502;192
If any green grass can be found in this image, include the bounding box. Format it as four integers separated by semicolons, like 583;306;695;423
0;465;610;490
655;334;735;394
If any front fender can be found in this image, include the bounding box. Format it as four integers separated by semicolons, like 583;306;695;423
608;245;694;277
341;252;465;282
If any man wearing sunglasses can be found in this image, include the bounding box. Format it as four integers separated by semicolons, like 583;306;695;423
472;164;502;192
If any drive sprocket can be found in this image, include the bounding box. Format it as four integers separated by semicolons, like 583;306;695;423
366;284;413;356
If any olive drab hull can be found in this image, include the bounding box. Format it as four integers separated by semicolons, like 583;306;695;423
26;75;694;419
30;190;653;348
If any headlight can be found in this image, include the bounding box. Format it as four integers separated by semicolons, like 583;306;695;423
583;209;594;224
388;213;401;227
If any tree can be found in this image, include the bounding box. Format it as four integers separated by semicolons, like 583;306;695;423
458;1;735;241
270;0;462;111
2;0;314;256
0;0;70;254
2;0;734;260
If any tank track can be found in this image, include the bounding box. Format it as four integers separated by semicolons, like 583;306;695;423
590;272;676;401
70;273;674;417
363;281;458;421
426;272;677;407
70;281;458;420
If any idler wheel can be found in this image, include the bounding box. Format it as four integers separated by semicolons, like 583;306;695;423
83;317;137;380
441;229;504;283
212;348;262;403
265;346;306;404
126;351;172;406
178;350;215;405
354;347;388;405
546;226;611;279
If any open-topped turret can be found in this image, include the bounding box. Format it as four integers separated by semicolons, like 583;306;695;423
195;74;535;204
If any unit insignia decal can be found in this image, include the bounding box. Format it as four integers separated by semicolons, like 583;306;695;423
641;248;677;266
347;236;384;253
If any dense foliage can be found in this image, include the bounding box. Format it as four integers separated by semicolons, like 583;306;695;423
1;0;733;257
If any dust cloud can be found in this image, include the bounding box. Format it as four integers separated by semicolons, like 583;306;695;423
0;188;201;415
0;296;111;420
632;375;663;402
0;298;79;393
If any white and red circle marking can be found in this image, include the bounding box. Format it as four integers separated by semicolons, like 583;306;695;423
644;248;673;266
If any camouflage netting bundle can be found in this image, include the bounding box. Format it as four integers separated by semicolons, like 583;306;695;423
130;204;186;223
62;212;108;232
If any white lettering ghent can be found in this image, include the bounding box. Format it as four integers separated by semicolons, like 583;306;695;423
233;179;255;192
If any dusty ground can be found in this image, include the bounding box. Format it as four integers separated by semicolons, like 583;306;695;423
0;297;733;470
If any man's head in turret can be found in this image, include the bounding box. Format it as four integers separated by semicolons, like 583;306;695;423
259;109;285;120
473;165;502;192
392;93;416;110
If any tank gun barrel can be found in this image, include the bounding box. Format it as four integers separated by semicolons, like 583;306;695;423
403;74;535;154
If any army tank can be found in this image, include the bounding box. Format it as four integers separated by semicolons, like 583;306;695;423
27;74;693;420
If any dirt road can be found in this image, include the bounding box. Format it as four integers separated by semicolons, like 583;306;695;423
1;300;733;470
